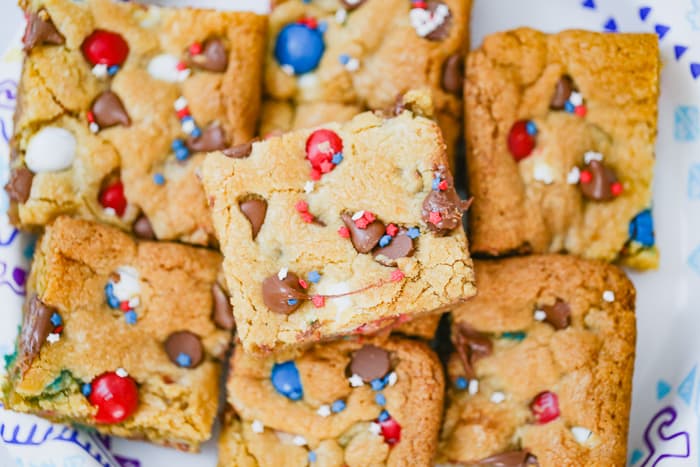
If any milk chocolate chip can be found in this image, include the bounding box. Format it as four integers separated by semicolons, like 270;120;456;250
452;323;492;379
550;75;574;110
580;160;621;202
164;331;203;368
91;91;131;128
340;0;366;11
5;167;34;203
186;124;227;152
373;231;415;266
422;166;471;235
239;198;267;240
187;38;228;72
132;214;156;240
475;450;539;466
262;272;307;314
541;299;571;330
341;213;385;254
211;282;234;330
349;345;390;382
18;296;56;375
442;54;463;95
23;10;64;51
223;140;257;158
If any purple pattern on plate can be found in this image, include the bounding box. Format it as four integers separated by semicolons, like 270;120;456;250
641;406;690;466
0;261;25;296
0;79;16;110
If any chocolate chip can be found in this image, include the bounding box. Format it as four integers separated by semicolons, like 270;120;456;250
340;0;366;10
385;94;405;117
373;231;415;266
91;91;131;129
442;54;463;95
349;345;390;382
550;75;574;110
18;296;56;375
452;323;492;379
222;140;257;158
5;167;34;203
132;214;156;240
262;272;307;314
341;213;385;254
187;38;228;72
422;166;472;235
23;10;65;51
580;159;619;202
211;282;235;330
425;2;453;41
541;299;571;330
475;450;539;466
239;198;267;240
164;331;204;368
186;124;227;152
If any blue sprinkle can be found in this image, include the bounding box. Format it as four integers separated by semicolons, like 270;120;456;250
455;376;468;390
375;393;386;406
175;147;190;161
407;227;420;239
371;378;387;391
331;152;343;164
308;271;321;283
107;65;119;76
378;410;390;422
564;101;575;113
171;139;185;150
382;372;394;386
331;399;346;413
190;126;202;138
50;312;62;327
629;209;655;247
338;53;350;65
81;383;92;397
271;361;304;401
153;173;165;185
317;21;328;33
287;298;298;306
432;178;440;190
124;310;137;324
308;451;317;463
502;331;526;341
181;115;194;124
107;295;120;309
525;121;538;136
176;353;192;367
23;237;37;259
378;235;392;248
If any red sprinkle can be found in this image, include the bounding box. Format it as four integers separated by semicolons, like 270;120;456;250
87;111;95;123
379;417;401;445
390;270;405;282
299;279;309;289
300;212;315;223
531;391;560;424
438;180;448;191
363;211;376;223
99;181;127;217
611;181;623;196
579;170;592;184
413;1;427;8
189;42;202;55
355;217;369;229
119;301;131;311
574;105;587;117
53;325;63;334
295;200;309;212
386;224;398;237
176;108;190;119
311;295;325;308
507;120;536;161
428;211;442;225
175;61;188;71
297;17;318;29
338;226;350;238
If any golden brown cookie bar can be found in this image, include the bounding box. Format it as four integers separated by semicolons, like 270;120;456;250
438;255;636;466
218;337;444;466
201;106;475;355
465;28;659;269
1;217;233;452
263;0;470;166
5;0;265;245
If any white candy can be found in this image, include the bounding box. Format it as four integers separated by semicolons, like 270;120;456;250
534;309;547;321
25;127;76;173
112;266;141;302
251;420;264;433
571;426;592;443
148;54;186;83
490;391;506;404
603;290;615;302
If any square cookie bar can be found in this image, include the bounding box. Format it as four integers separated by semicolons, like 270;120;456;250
218;337;444;466
465;28;659;269
438;255;636;466
1;217;234;451
263;0;470;165
201;106;475;354
5;0;265;245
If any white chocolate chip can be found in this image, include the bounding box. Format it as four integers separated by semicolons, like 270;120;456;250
584;151;603;164
278;267;288;280
25;127;76;173
533;162;555;185
386;372;398;386
251;420;264;433
368;422;382;435
468;379;479;395
115;368;128;378
569;92;584;107
112;266;140;303
348;374;364;387
292;435;307;446
298;73;318;88
567;166;581;184
571;426;592;443
148;54;185;83
335;8;348;24
317;405;331;417
534;310;547;321
46;333;60;344
490;391;506;404
603;290;615;302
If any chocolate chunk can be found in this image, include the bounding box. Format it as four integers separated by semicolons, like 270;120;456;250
452;323;492;379
340;0;366;10
422;166;471;235
262;272;307;314
349;345;390;382
373;231;415;266
550;75;574;110
91;91;131;129
23;10;65;51
475;450;539;466
18;296;56;375
580;159;619;202
425;2;453;41
222;140;257;158
187;38;228;72
442;54;463;95
541;299;571;330
341;213;385;254
211;283;235;330
164;331;204;368
132;214;156;240
186;124;227;152
239;198;267;240
5;167;34;203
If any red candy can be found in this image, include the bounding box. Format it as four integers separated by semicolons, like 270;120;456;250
89;371;139;424
82;30;129;66
99;181;127;217
338;226;350;238
530;391;560;424
507;120;536;161
311;295;325;308
379;417;401;445
306;129;343;172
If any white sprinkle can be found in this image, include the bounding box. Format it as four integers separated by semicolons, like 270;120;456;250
128;296;140;308
292;435;307;446
317;405;331;417
490;391;506;404
251;420;264;433
603;290;615;302
174;96;188;111
181;120;196;134
92;64;108;78
534;309;547;321
386;372;398;386
25;127;77;173
571;426;592;443
278;267;288;280
177;69;191;81
351;210;365;221
584;151;603;164
281;64;295;76
569;92;584;107
348;374;364;387
298;73;318;89
104;207;117;217
304;181;315;194
533;162;555;185
46;333;60;344
566;166;581;184
468;379;479;395
344;58;360;72
115;367;128;378
335;8;348;24
89;122;100;134
368;422;382;435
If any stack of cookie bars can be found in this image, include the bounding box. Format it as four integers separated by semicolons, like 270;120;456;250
1;0;659;465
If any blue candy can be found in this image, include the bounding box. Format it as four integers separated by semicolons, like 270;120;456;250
629;209;655;247
107;65;119;76
271;361;303;400
274;23;325;75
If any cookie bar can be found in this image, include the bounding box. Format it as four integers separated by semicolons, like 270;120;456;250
5;0;265;245
1;217;233;451
465;28;659;268
438;255;636;466
263;0;470;165
218;337;444;466
201;105;475;354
